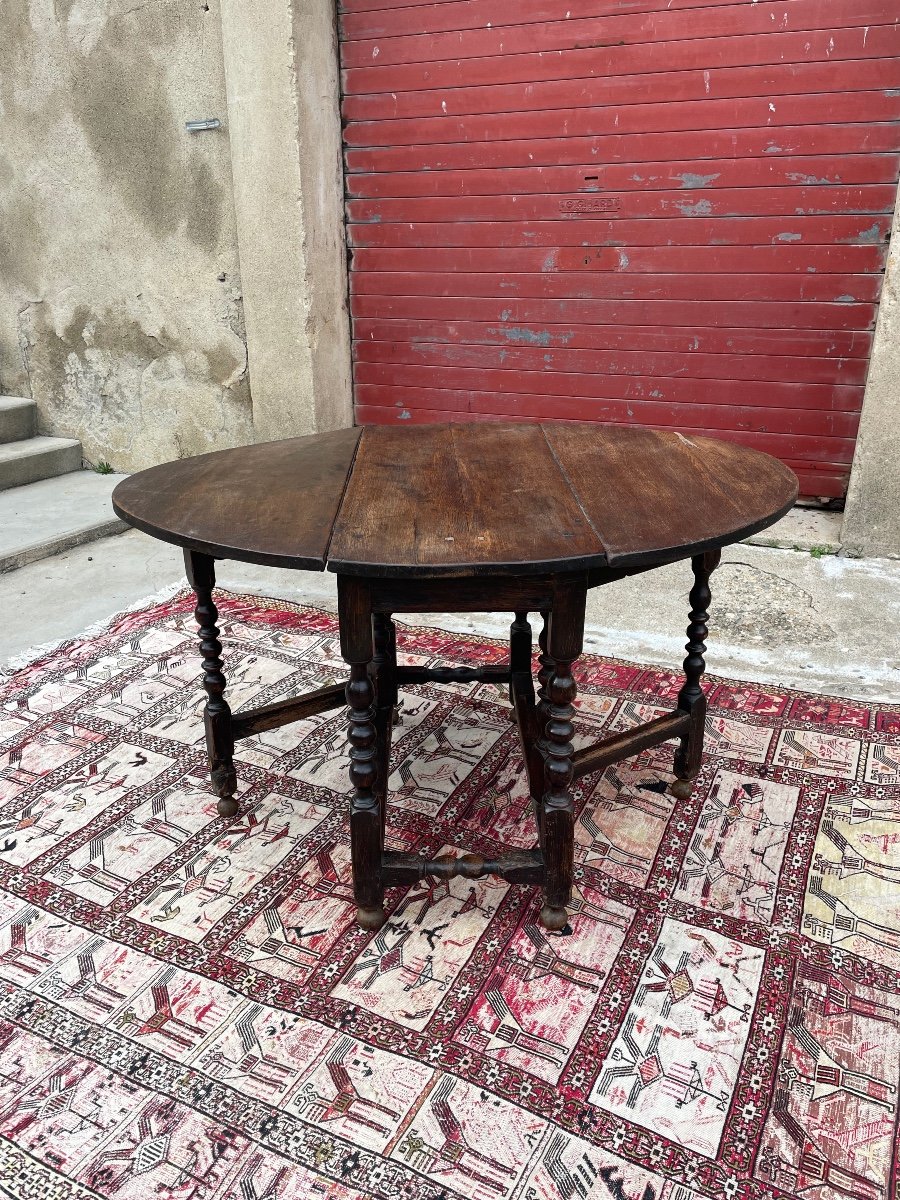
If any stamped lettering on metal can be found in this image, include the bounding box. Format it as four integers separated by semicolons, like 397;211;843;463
560;197;621;214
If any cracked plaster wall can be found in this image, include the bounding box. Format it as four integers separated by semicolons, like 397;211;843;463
841;192;900;560
0;0;254;469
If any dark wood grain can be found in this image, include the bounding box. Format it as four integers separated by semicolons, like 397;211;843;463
573;711;691;780
339;575;385;929
112;429;361;569
543;423;798;568
369;574;557;614
231;683;346;739
183;551;238;818
382;849;543;888
328;423;604;577
672;549;721;799
372;612;398;840
538;578;585;932
114;422;797;577
508;610;532;707
120;422;798;934
536;609;554;770
395;664;510;685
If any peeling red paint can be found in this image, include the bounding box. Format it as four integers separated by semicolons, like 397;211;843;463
339;0;900;498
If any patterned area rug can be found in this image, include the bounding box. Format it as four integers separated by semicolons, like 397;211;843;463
1;592;899;1200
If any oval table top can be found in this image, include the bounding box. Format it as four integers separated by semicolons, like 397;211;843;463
112;422;798;578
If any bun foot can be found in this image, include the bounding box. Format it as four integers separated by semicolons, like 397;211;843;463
540;904;568;932
670;778;694;800
356;906;387;930
216;796;240;818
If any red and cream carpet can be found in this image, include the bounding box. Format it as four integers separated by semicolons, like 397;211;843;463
0;592;898;1200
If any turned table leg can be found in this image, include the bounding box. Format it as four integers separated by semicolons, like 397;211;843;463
184;550;238;818
531;609;556;820
672;549;721;800
536;609;555;728
372;613;398;841
540;586;586;932
508;610;532;707
339;579;386;930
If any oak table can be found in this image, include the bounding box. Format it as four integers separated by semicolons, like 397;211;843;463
112;423;797;932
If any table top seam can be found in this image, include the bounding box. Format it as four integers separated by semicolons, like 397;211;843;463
324;425;365;568
111;423;798;576
540;424;608;564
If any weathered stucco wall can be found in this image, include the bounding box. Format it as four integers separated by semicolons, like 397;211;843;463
219;0;352;443
0;0;253;470
0;0;352;471
841;189;900;560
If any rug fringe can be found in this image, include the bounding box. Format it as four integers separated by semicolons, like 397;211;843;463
0;579;191;677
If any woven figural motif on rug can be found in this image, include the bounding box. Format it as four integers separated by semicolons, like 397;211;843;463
0;592;899;1200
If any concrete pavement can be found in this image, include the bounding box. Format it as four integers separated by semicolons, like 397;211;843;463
0;470;127;572
2;528;897;703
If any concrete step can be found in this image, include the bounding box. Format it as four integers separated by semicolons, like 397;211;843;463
0;435;83;491
0;396;37;444
744;506;843;555
0;470;127;573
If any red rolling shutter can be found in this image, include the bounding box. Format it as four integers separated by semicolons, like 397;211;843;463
339;0;900;498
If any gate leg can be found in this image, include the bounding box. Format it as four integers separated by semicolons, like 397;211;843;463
340;579;385;930
540;585;586;932
672;549;721;801
184;550;238;819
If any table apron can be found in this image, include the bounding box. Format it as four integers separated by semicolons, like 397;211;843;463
365;574;559;614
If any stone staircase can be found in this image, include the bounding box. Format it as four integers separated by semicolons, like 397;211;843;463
0;397;83;489
0;397;126;572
